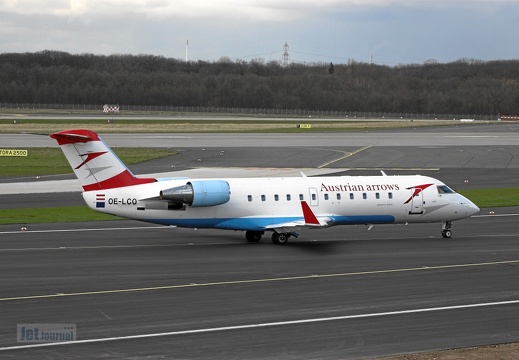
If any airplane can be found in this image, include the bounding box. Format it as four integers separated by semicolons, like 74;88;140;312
50;129;480;244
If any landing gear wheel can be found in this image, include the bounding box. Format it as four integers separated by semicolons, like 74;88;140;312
442;230;452;238
271;232;289;245
441;221;453;238
246;231;263;242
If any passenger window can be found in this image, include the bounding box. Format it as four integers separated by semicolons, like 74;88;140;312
375;193;380;199
247;195;253;202
299;194;304;200
388;192;393;199
363;193;367;199
261;195;266;201
350;193;354;200
337;193;341;200
274;194;279;201
286;194;291;201
324;194;329;200
311;194;316;201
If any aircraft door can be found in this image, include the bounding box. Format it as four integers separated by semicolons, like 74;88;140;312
409;191;424;214
308;187;319;206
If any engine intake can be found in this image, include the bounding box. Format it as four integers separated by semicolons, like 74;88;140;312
160;180;230;207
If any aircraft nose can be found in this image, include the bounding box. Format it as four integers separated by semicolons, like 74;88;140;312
469;202;480;215
462;197;480;216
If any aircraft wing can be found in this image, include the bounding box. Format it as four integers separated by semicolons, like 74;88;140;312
264;201;331;232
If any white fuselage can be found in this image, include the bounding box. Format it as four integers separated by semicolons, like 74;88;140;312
82;174;479;231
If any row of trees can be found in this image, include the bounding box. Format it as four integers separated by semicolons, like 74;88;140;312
1;50;519;115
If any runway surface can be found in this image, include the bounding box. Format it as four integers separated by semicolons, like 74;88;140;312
0;213;518;359
0;123;518;359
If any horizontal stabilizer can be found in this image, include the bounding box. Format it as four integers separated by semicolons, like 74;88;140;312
50;130;97;145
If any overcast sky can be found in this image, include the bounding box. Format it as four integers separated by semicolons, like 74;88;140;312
1;0;518;65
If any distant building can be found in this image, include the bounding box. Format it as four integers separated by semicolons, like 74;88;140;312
103;104;120;113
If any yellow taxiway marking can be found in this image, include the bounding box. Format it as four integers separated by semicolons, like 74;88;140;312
1;259;518;302
318;145;373;168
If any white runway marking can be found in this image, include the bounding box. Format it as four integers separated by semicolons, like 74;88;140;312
2;260;518;302
1;299;518;351
0;225;166;235
445;135;501;138
473;213;519;218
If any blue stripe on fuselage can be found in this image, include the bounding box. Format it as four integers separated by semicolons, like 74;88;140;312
329;215;395;225
147;215;395;231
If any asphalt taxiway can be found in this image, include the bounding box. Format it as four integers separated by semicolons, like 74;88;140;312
0;213;518;359
0;122;518;359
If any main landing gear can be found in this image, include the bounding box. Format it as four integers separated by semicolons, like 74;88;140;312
244;230;295;245
271;232;290;245
441;221;453;238
245;231;263;242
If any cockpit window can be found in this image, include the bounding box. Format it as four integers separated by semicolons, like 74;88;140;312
437;185;456;194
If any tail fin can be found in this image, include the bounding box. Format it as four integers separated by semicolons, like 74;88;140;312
50;129;156;191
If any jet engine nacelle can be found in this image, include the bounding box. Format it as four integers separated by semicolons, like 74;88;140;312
160;180;230;207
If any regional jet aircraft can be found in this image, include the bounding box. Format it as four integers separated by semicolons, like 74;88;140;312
50;129;480;244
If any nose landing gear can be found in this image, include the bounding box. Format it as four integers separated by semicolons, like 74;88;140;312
442;221;453;238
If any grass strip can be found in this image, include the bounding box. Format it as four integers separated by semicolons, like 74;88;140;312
0;206;120;225
458;188;519;208
0;119;466;134
0;148;175;176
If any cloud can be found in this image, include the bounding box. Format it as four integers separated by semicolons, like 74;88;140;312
0;1;518;62
1;1;515;20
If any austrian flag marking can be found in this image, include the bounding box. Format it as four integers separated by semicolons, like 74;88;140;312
96;194;106;208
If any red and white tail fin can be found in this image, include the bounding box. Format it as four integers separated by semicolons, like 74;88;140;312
50;129;156;191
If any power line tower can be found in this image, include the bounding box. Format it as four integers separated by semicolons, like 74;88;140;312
282;42;290;66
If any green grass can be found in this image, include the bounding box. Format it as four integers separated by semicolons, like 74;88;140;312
0;206;120;225
0;118;477;134
458;188;519;208
0;148;175;176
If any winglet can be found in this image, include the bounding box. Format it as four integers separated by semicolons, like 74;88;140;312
301;201;320;225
